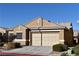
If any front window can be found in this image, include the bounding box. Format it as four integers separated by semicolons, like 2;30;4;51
16;33;22;39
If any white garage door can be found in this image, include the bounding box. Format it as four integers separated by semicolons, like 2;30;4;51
42;32;59;46
32;32;59;46
32;33;41;46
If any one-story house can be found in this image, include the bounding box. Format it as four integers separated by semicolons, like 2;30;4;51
0;17;74;46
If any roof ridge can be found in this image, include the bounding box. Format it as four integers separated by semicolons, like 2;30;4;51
10;25;28;30
24;16;43;26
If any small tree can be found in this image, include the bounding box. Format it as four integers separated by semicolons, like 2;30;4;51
0;31;16;49
0;31;16;44
8;34;16;42
2;32;16;49
2;33;8;42
0;32;4;46
2;33;16;43
0;32;3;42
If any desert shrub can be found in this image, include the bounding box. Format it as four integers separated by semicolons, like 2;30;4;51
53;44;68;52
14;43;22;48
73;44;79;55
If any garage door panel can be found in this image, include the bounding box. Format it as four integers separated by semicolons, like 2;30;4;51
32;33;41;46
42;32;59;46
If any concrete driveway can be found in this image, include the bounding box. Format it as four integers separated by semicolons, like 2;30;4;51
2;46;52;56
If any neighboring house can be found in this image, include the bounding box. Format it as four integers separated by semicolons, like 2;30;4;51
73;30;79;44
0;27;7;34
0;17;74;46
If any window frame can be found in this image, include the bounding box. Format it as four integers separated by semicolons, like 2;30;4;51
16;32;23;39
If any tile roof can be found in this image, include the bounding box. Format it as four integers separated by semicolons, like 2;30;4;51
25;17;72;29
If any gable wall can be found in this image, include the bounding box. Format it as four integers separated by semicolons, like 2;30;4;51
13;26;27;45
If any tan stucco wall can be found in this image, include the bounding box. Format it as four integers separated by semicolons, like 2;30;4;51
8;30;14;35
13;26;27;45
59;29;64;44
8;30;14;33
13;41;26;46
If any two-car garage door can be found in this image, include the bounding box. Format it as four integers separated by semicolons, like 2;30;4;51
32;32;59;46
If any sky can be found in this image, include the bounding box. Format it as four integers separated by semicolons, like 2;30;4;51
0;3;79;30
